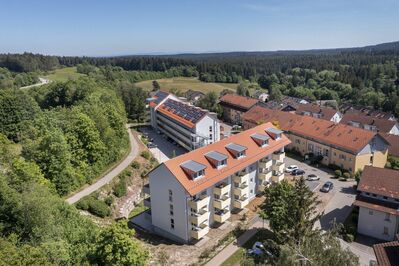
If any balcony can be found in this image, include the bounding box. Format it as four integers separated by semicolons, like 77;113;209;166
144;197;151;208
272;172;285;183
214;195;230;209
272;151;285;161
189;195;210;212
258;180;270;192
259;171;272;181
272;162;285;173
233;173;248;184
233;196;249;209
143;183;150;195
191;223;209;240
214;210;231;223
233;183;249;197
190;208;209;225
214;183;231;197
259;160;272;169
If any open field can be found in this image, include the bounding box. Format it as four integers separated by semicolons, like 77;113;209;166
135;77;238;94
44;67;85;82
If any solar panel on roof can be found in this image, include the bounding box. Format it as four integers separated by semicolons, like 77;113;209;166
161;99;206;124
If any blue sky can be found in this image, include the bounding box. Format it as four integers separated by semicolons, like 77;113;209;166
1;0;398;56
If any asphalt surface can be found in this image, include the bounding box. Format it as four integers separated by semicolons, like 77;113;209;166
66;125;139;204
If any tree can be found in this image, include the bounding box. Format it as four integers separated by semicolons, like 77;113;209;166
269;85;283;102
237;82;250;97
152;80;160;91
94;221;148;266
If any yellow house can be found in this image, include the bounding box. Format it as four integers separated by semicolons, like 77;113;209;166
243;106;389;173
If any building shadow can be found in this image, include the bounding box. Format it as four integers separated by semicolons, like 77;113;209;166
319;205;353;230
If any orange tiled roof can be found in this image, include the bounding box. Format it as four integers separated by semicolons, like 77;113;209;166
373;240;399;266
296;103;339;121
381;133;399;157
162;122;290;196
354;195;399;216
219;94;259;110
340;113;397;133
243;106;379;154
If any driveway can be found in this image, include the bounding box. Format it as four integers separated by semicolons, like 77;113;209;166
139;127;186;163
66;125;139;204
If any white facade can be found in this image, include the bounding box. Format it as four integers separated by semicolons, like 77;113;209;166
145;149;286;243
331;111;343;123
150;94;220;150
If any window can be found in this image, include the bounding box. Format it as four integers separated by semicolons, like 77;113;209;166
218;159;227;168
383;227;389;235
209;126;212;132
209;134;213;139
250;189;253;194
295;139;300;144
369;210;373;215
365;192;370;196
169;204;174;216
324;149;329;157
250;178;253;182
385;213;391;221
372;194;377;197
383;196;388;200
169;189;173;202
308;143;314;151
170;218;175;229
192;169;205;179
237;151;246;158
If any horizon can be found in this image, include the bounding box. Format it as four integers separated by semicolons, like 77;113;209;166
1;0;399;56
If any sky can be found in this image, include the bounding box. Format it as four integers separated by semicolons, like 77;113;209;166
1;0;399;56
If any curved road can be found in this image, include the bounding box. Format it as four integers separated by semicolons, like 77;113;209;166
20;77;50;89
66;124;139;204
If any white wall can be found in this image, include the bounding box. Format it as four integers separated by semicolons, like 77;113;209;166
331;112;343;123
196;114;220;144
357;206;399;241
247;163;257;200
389;124;399;135
149;164;190;243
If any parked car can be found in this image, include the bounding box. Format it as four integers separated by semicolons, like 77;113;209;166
285;165;298;173
320;181;334;192
306;174;320;181
292;169;305;176
147;143;157;148
247;242;273;257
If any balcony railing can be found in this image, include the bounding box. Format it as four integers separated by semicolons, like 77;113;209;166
233;196;249;209
259;160;272;169
272;162;285;173
272;151;285;161
233;183;249;197
233;173;248;184
191;223;209;240
190;208;209;225
214;195;230;209
214;183;231;196
272;171;284;183
258;171;272;182
189;195;210;212
214;209;231;223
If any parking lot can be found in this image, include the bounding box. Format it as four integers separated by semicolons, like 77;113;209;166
284;156;357;230
139;127;186;163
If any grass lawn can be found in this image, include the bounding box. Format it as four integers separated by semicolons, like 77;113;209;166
128;201;148;219
44;67;85;82
220;229;275;266
135;77;238;94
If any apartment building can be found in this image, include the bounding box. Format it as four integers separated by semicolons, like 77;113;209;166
218;94;259;125
144;123;290;243
149;91;220;150
295;104;342;123
243;106;389;173
340;113;399;135
355;166;399;241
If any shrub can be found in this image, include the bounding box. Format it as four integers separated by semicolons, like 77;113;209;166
343;233;355;242
131;161;140;169
105;196;114;206
113;180;127;197
89;200;111;218
140;170;148;178
334;170;342;178
141;151;151;160
343;172;351;180
76;197;90;210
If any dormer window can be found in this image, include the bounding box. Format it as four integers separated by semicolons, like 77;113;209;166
265;127;283;140
180;160;207;180
251;133;270;147
205;151;228;169
225;143;247;159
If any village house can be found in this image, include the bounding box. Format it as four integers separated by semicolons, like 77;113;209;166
218;94;259;125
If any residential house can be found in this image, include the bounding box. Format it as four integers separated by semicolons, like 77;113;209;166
381;133;399;158
143;123;290;243
355;166;399;241
253;90;269;102
373;235;399;266
260;96;309;112
295;103;342;123
243;106;389;173
340;105;397;121
219;94;259;125
149;91;220;150
340;113;399;135
185;89;205;103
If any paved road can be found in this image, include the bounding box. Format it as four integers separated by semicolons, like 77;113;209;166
20;77;50;89
66;125;139;204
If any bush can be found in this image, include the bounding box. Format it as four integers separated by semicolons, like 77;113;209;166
140;170;148;178
89;199;111;218
113;180;127;197
334;170;342;178
343;233;355;242
343;172;351;180
141;151;151;160
131;161;140;169
104;196;114;206
76;197;90;211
